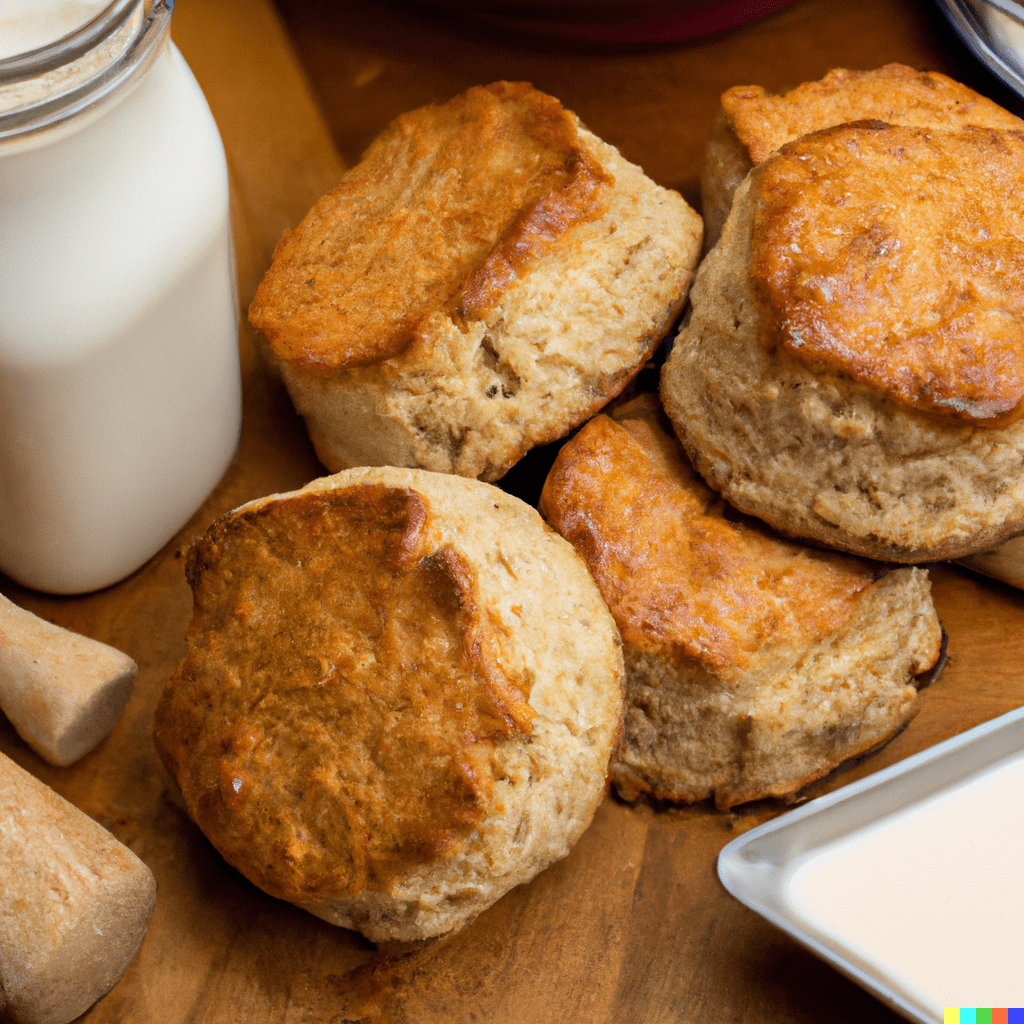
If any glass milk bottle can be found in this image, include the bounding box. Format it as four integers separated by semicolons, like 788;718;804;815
0;0;241;593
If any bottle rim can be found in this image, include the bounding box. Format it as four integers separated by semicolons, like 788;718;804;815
0;0;174;140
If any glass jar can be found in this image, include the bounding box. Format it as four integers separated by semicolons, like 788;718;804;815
0;0;241;593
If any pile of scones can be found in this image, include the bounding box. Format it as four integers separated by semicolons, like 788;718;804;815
153;70;1024;943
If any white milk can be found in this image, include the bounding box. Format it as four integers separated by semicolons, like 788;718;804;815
0;2;240;593
0;1;109;59
785;755;1024;1020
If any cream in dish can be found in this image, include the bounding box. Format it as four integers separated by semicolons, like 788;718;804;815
784;754;1024;1020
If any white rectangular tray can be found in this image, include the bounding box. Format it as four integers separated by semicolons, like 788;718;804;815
718;706;1024;1023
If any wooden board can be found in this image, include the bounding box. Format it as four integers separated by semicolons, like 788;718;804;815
2;0;1022;1021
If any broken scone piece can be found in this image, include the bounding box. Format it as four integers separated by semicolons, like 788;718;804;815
153;466;623;943
540;394;943;810
249;81;702;481
701;63;1023;247
665;119;1024;563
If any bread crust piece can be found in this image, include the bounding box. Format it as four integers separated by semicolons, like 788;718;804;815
250;82;702;482
0;752;157;1024
154;466;623;943
664;123;1024;563
701;63;1024;248
539;395;943;809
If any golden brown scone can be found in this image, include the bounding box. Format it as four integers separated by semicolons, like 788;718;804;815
153;466;623;943
249;81;702;481
664;120;1024;563
701;64;1024;247
539;394;943;810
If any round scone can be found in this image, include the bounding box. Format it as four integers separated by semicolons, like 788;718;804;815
664;120;1024;563
700;63;1023;249
248;81;702;482
153;467;622;943
540;394;944;809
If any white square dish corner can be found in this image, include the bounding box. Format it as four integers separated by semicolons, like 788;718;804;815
718;706;1024;1023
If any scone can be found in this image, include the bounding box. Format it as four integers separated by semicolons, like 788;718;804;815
701;63;1023;247
153;466;623;943
664;119;1024;563
539;394;944;809
249;81;703;482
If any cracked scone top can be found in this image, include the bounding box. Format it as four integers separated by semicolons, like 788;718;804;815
540;394;943;809
153;466;623;943
663;119;1024;563
249;81;702;481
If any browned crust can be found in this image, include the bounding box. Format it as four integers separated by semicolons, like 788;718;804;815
248;81;613;374
539;394;881;676
750;121;1024;427
154;482;534;905
721;63;1024;166
702;63;1024;252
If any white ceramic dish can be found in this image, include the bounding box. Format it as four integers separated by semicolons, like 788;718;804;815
718;705;1024;1023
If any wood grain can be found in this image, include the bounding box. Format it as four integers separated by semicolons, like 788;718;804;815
1;1;1022;1021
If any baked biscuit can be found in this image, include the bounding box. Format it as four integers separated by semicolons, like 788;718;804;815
664;120;1024;563
249;81;702;481
701;64;1023;247
539;394;943;809
153;466;623;943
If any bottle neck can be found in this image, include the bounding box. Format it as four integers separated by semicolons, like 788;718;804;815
0;0;173;141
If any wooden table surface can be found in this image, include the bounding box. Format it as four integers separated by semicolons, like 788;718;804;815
3;1;1023;1021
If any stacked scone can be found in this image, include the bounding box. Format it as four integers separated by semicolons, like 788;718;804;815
544;63;1024;808
698;64;1024;586
667;64;1024;564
